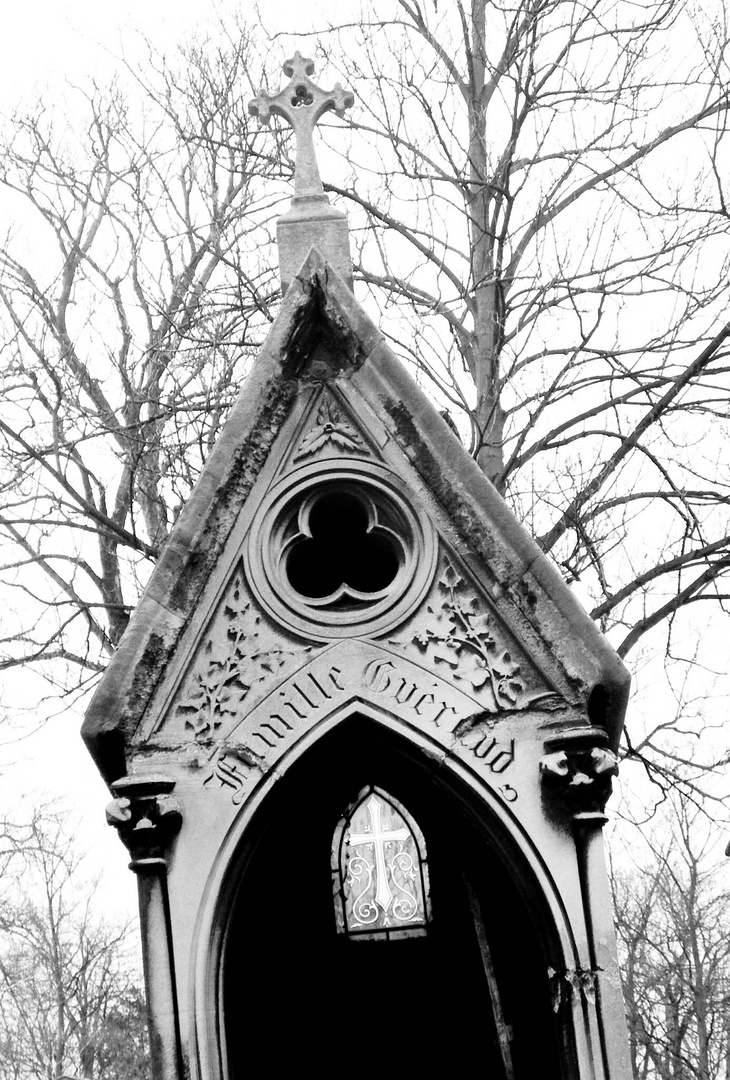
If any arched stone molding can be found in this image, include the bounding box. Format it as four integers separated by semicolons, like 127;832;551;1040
189;700;597;1080
196;635;542;815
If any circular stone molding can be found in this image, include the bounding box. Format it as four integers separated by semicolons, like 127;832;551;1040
244;461;437;641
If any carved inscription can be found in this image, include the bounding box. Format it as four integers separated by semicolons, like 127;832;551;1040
202;661;345;797
250;667;344;751
363;659;460;728
458;724;519;803
203;646;519;807
462;731;515;772
203;753;248;805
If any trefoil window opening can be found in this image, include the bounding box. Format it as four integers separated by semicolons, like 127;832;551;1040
286;488;401;605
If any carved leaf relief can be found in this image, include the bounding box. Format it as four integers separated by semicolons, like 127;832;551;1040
173;569;308;742
294;396;365;461
393;560;562;713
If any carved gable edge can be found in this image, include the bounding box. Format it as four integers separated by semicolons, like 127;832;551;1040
82;248;630;786
130;380;572;752
81;256;352;783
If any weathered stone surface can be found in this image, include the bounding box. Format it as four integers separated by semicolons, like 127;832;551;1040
278;210;352;293
249;52;354;200
85;252;628;784
249;53;355;291
85;245;632;1080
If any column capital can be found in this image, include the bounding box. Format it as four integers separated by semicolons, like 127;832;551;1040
540;728;618;823
106;774;182;872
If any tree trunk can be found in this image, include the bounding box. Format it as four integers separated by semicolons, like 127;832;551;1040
466;0;506;485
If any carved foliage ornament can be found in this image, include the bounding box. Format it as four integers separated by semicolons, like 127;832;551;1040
173;571;307;744
548;966;598;1012
540;739;619;818
393;562;562;713
294;397;365;461
106;776;182;869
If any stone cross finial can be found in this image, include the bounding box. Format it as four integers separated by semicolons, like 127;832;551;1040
249;52;354;199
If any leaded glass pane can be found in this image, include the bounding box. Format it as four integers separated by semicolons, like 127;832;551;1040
332;788;430;940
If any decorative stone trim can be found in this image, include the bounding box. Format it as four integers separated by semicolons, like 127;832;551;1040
548;966;599;1012
393;559;564;713
245;460;437;641
540;728;618;821
106;775;182;871
107;775;184;1080
294;397;365;460
248;52;354;201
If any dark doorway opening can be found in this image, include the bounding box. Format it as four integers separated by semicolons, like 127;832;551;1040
222;719;565;1078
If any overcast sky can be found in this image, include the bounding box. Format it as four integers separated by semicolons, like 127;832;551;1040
0;1;346;103
1;3;197;94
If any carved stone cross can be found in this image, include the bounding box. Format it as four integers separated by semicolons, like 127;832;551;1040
249;52;354;199
348;794;410;913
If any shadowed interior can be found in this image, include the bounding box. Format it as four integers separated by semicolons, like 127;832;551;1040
221;720;566;1078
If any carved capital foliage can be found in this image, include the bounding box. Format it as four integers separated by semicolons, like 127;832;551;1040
106;775;182;871
540;730;618;820
548;966;598;1012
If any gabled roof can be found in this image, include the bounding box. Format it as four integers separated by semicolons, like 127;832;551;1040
82;248;629;784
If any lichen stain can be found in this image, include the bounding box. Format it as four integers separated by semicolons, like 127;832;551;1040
124;632;174;735
168;375;298;615
384;400;593;708
385;399;505;569
283;273;365;378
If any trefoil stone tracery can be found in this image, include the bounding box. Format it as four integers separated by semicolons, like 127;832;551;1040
245;460;437;641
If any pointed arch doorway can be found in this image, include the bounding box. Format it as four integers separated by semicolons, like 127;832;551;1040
220;719;567;1078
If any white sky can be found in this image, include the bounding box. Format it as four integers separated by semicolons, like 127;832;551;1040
1;2;199;94
0;0;349;101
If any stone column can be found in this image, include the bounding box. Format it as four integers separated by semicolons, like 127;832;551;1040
541;729;632;1080
106;775;183;1080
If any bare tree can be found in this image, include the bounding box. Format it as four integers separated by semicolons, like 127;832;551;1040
2;8;730;801
612;800;730;1080
0;807;148;1080
287;0;730;797
0;30;280;697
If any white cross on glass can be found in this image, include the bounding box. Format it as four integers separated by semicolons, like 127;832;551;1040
348;794;410;913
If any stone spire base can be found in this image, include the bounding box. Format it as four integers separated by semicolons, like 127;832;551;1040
277;194;353;293
249;52;355;295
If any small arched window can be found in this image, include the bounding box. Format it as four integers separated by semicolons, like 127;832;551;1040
331;786;431;941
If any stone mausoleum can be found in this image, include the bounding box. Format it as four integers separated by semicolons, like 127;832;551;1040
83;54;633;1080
